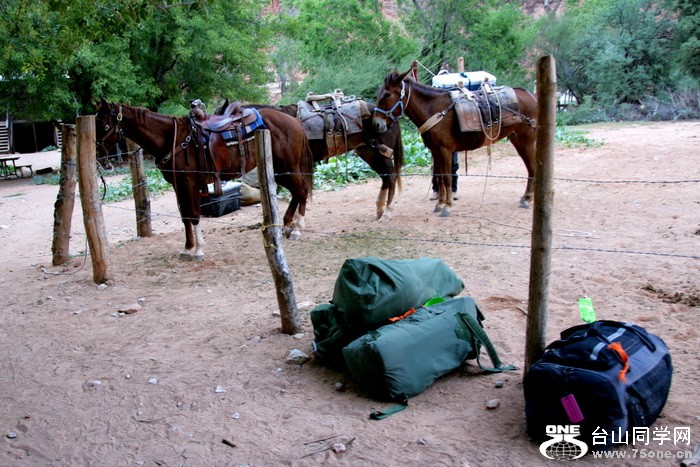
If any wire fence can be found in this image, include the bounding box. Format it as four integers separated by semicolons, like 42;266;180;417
46;168;697;262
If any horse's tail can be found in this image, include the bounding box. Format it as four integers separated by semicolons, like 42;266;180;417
392;124;405;192
300;136;314;201
513;87;538;128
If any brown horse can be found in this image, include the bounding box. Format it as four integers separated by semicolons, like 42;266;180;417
94;99;314;259
211;99;404;221
373;64;537;216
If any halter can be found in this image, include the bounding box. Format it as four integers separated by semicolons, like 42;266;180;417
373;80;409;122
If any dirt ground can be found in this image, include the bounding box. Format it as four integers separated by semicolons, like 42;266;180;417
0;121;698;466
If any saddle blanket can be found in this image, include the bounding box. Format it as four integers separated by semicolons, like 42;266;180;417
220;108;266;146
450;86;522;133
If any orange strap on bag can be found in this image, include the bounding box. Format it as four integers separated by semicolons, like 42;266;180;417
389;308;416;323
608;342;630;382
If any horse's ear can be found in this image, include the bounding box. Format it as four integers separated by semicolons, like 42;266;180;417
384;69;398;85
94;98;106;111
396;66;414;83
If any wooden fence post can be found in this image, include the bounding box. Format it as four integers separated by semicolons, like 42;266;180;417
76;115;111;283
525;55;557;371
256;129;302;335
127;140;152;237
51;124;77;265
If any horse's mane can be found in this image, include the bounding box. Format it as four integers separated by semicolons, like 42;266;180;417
406;78;449;99
382;71;449;99
124;103;188;127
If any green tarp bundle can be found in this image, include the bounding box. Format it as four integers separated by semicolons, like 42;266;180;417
343;296;516;402
311;257;464;367
332;257;464;330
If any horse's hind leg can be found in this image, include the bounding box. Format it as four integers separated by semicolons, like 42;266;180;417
284;198;302;240
356;145;396;221
376;183;389;221
277;174;307;240
509;128;537;208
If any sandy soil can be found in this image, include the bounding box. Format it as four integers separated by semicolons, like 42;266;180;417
0;121;698;466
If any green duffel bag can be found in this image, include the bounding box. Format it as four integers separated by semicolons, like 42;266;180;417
342;296;516;403
332;257;464;330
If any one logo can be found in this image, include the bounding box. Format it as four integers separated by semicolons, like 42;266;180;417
540;425;589;461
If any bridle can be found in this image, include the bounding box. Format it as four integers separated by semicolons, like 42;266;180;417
95;103;196;170
95;104;124;156
373;80;411;124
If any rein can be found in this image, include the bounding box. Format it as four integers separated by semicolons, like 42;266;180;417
156;117;194;170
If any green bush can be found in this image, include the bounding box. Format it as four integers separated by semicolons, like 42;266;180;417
556;101;612;125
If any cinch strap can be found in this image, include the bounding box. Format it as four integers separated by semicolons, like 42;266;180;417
456;311;518;373
369;396;408;420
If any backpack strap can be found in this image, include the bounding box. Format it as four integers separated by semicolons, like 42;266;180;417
457;311;518;373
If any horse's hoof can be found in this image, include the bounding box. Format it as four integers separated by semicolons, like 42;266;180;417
433;204;442;213
289;230;301;240
440;208;451;218
378;213;392;223
179;253;193;261
519;200;530;209
193;254;205;262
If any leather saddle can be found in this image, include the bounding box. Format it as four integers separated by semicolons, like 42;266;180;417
451;86;523;133
196;101;258;132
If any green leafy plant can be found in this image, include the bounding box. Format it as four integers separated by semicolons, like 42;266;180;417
31;160;172;202
313;155;376;190
555;126;601;147
101;168;171;203
401;125;433;171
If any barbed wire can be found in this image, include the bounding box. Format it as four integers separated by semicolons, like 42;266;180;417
302;230;698;260
26;164;699;265
98;200;700;260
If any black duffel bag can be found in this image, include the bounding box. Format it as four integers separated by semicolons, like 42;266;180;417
524;320;672;451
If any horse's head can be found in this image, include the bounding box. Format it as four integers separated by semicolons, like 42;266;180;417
94;99;124;159
372;64;415;133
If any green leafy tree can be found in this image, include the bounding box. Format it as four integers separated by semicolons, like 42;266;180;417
0;0;271;121
398;0;535;86
275;0;419;101
538;0;680;104
675;0;700;82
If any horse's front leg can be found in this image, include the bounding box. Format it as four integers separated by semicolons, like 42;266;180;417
191;220;205;259
176;180;206;260
180;219;196;260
